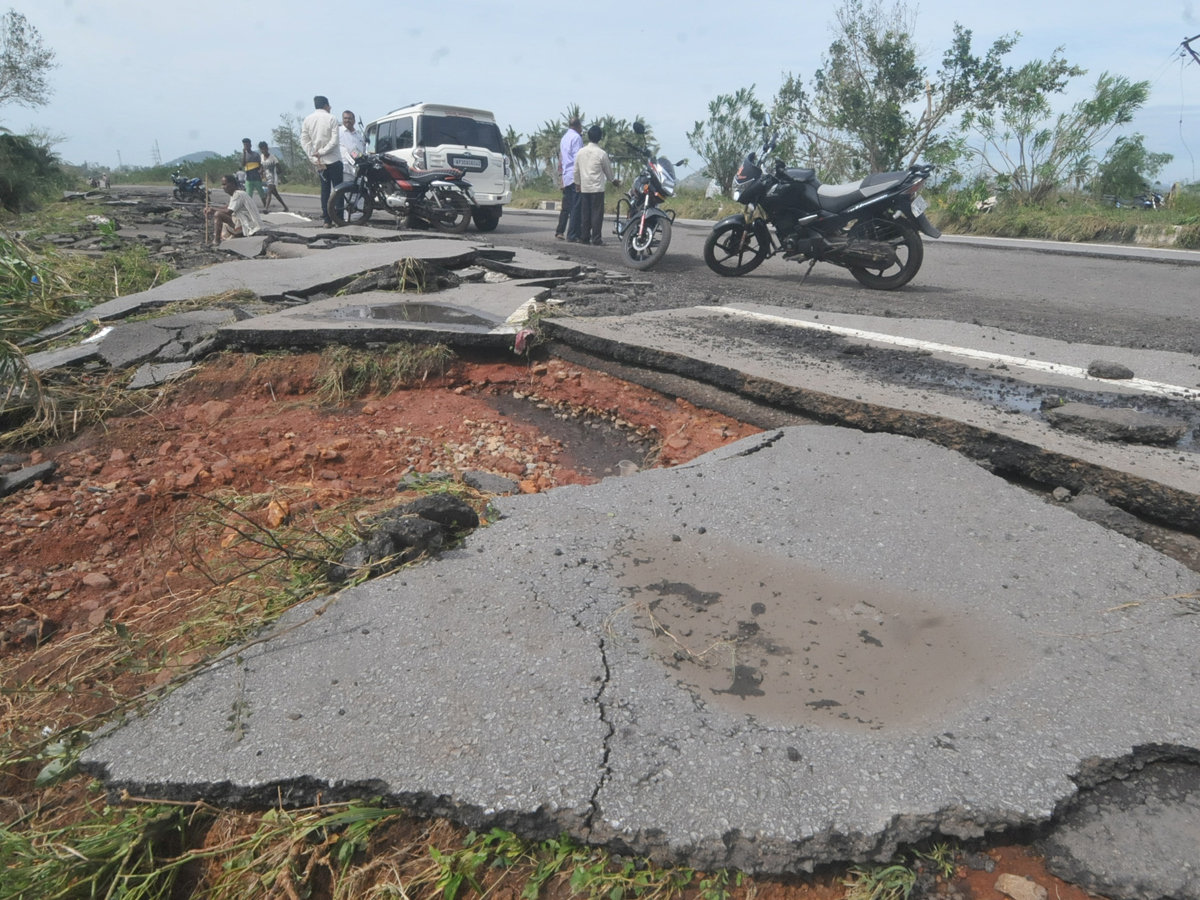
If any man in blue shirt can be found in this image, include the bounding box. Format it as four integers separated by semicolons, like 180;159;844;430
555;116;583;242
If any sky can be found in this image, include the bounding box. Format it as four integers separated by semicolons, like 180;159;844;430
4;0;1200;186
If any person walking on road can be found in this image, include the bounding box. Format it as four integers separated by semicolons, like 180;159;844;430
575;125;619;246
258;141;289;213
339;110;365;177
241;138;267;207
301;95;343;227
555;116;583;242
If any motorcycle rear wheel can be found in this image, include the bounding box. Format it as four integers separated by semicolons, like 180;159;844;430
703;220;768;276
329;184;373;226
621;216;672;270
428;189;472;234
846;217;922;290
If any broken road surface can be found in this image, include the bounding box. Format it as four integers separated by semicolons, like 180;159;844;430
83;427;1200;874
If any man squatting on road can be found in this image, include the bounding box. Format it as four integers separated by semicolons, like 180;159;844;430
204;174;263;245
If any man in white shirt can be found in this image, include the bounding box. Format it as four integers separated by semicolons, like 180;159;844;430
574;125;620;245
204;174;263;245
339;110;365;176
300;95;342;226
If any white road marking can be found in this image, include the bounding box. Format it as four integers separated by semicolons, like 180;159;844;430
697;306;1200;402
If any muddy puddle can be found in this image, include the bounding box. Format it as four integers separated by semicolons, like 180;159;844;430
616;536;1023;732
486;393;653;479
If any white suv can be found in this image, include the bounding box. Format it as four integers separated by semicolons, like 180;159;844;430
364;103;511;232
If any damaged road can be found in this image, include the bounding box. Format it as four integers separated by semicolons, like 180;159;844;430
16;188;1200;899
81;426;1200;880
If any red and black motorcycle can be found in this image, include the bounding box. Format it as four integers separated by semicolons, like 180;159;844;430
328;153;475;232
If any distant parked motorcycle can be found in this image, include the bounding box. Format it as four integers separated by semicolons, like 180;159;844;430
614;121;686;270
170;171;207;203
1104;191;1165;210
328;153;475;233
703;116;941;289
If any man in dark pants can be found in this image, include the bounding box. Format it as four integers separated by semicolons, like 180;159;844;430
554;116;583;242
300;95;343;226
574;125;619;245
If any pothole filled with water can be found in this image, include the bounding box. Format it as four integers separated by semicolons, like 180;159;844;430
616;535;1024;733
486;393;654;479
324;303;496;327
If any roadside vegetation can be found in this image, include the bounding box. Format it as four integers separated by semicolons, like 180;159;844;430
503;0;1197;247
1;198;179;447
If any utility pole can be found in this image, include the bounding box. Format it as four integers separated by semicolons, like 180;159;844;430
1184;33;1200;68
117;150;123;169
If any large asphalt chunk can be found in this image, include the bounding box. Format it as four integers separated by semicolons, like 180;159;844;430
1039;759;1200;900
83;427;1200;875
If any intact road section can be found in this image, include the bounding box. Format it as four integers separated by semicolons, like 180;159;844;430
487;206;1200;356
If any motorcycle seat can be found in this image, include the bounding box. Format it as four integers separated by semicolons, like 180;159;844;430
407;167;462;185
817;170;908;212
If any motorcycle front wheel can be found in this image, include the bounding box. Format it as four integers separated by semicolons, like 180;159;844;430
172;189;183;202
703;220;768;276
427;189;472;234
846;217;923;290
329;184;373;226
621;216;672;270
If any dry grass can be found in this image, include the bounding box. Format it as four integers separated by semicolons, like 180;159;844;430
314;343;455;408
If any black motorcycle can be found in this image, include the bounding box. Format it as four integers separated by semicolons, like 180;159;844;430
170;171;207;203
704;122;941;289
328;153;475;233
614;121;686;270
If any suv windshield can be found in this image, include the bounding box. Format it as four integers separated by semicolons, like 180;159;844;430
419;115;503;152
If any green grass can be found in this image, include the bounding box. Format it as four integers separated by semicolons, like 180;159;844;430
0;806;741;900
928;189;1200;246
0;225;179;447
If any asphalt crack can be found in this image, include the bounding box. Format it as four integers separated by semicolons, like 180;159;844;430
586;635;615;831
725;429;785;458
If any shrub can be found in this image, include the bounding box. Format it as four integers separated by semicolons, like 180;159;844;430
0;134;72;213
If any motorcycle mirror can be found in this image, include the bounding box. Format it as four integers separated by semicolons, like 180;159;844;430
675;159;688;166
762;112;772;128
633;121;646;136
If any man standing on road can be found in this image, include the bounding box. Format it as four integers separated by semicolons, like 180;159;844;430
301;95;343;227
241;139;266;208
555;116;583;242
339;110;365;177
574;125;619;246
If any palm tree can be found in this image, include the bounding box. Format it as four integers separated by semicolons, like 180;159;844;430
502;125;528;185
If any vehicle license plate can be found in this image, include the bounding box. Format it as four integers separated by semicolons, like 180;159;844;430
911;195;928;217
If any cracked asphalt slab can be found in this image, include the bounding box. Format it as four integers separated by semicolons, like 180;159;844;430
35;238;488;340
82;426;1200;874
543;304;1200;531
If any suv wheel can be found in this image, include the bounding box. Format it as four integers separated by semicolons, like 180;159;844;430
472;206;502;232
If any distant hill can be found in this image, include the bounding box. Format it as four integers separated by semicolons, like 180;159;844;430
163;151;222;167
